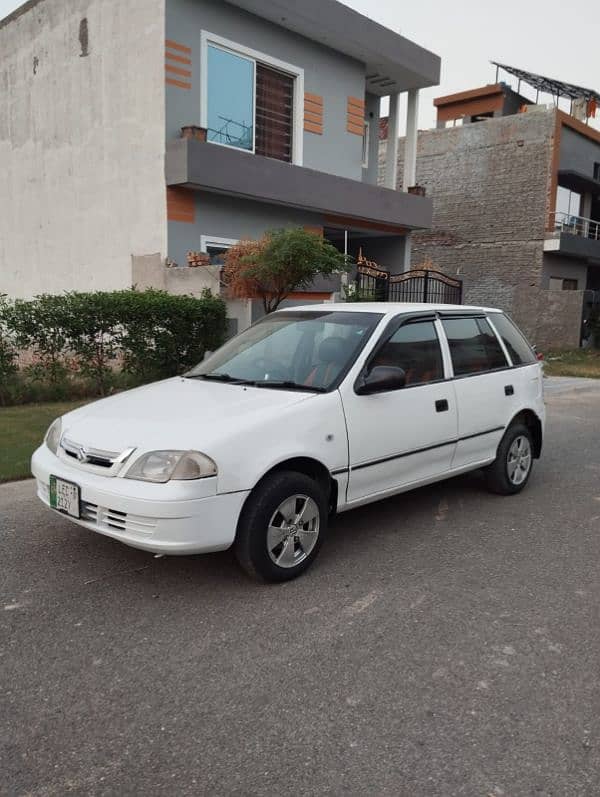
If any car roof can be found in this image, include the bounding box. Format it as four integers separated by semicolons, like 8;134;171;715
280;302;501;316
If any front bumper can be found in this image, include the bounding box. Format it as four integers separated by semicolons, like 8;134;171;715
31;445;249;555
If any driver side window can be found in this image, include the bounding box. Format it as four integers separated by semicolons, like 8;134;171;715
372;320;444;386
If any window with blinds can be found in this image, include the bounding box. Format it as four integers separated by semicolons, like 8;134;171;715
255;64;294;163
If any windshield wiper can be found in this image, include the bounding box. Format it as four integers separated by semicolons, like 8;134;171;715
251;380;327;393
186;372;254;385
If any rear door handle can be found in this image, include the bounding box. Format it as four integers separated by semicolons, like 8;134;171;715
435;399;449;412
504;385;514;396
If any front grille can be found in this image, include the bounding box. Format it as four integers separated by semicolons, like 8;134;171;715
80;501;156;536
60;438;135;472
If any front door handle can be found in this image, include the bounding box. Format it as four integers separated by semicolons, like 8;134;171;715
435;399;449;413
505;385;514;396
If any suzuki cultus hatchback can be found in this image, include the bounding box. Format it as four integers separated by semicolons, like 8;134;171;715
32;304;544;582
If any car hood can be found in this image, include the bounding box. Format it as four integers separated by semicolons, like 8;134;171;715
61;377;314;454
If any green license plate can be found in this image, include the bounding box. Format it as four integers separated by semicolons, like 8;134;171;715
49;475;80;519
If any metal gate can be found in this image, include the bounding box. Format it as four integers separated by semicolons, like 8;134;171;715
356;261;462;305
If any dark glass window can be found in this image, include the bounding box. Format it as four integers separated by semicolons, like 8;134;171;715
442;317;508;376
488;313;536;365
372;320;443;385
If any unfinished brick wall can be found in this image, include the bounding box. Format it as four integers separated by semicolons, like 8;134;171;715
378;109;582;347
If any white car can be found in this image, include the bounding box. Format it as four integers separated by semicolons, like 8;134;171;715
32;303;544;582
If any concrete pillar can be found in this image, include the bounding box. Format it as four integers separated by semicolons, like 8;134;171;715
581;192;592;219
403;88;419;191
402;234;412;273
384;92;400;189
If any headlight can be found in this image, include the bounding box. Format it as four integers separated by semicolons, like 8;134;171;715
124;450;217;483
45;418;62;455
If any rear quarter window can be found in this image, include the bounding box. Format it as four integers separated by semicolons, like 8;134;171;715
488;313;537;365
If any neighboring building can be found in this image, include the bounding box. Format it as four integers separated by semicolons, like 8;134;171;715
381;66;600;349
0;0;440;331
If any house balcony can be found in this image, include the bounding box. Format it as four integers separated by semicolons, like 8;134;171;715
165;137;433;232
544;211;600;265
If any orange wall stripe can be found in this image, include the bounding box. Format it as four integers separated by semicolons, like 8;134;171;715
166;77;191;90
165;50;192;65
347;122;364;136
304;120;323;135
304;91;323;106
347;96;365;110
165;39;192;54
304;110;323;125
165;63;192;78
304;100;323;115
304;92;323;135
167;188;195;223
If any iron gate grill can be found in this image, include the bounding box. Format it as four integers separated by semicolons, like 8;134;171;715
356;265;462;304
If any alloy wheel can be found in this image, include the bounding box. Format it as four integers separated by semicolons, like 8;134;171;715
507;435;532;485
266;494;320;568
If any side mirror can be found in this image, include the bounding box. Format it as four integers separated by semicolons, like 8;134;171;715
356;366;406;395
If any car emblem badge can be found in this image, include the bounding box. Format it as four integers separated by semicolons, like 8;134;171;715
76;446;87;462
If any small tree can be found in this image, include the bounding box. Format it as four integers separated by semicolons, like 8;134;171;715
222;228;349;313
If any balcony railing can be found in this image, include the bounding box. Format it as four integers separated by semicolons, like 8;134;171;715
552;211;600;241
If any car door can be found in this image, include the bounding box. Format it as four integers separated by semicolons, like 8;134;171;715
439;314;516;469
340;315;458;504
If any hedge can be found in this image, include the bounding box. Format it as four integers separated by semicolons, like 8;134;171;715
0;289;227;406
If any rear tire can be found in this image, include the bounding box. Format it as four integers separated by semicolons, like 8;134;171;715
485;423;534;495
234;471;328;582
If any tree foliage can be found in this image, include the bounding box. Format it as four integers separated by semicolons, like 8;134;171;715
222;228;349;313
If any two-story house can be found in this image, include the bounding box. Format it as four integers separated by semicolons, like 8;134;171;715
1;0;440;332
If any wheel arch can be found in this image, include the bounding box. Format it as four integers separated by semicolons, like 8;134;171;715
244;456;338;516
508;409;543;458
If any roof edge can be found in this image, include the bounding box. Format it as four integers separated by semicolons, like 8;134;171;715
434;84;504;107
0;0;46;30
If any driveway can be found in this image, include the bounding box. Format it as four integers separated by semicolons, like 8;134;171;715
2;379;600;796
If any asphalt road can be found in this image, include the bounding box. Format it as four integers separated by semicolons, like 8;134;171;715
2;379;600;796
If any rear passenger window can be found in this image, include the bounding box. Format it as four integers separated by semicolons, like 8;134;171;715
372;320;443;385
488;313;537;365
442;317;508;376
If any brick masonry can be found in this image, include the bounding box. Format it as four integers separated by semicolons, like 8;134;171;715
379;108;584;348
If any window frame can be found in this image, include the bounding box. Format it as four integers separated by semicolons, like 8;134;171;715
486;312;537;368
200;31;304;166
438;314;510;379
200;235;238;256
356;313;448;393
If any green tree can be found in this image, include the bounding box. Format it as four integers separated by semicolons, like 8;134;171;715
223;228;349;313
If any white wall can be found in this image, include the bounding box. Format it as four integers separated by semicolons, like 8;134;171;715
0;0;167;298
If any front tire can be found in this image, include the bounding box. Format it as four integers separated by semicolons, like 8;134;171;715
486;423;534;495
234;471;328;582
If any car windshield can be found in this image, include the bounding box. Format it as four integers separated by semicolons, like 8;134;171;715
186;311;383;391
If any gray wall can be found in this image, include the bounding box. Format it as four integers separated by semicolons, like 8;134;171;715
541;254;588;290
166;0;365;181
361;92;381;185
168;193;326;268
559;126;600;177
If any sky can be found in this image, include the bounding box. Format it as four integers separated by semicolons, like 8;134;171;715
1;0;599;131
